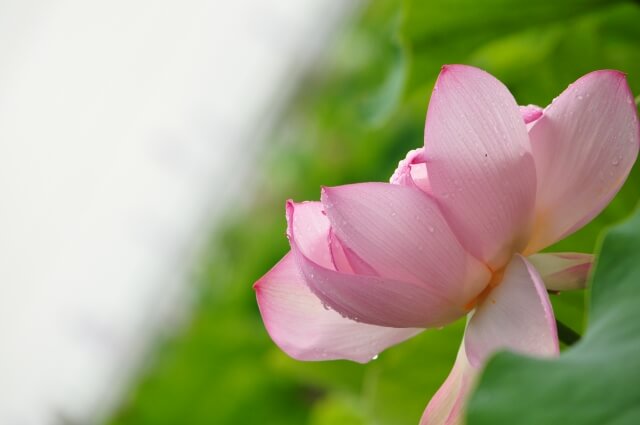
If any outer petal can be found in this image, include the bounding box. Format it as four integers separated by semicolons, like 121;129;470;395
424;65;536;268
254;252;422;363
464;254;559;367
287;199;479;328
420;345;477;425
527;252;594;291
321;183;490;303
526;70;640;253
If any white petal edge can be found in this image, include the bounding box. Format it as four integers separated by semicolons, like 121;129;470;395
527;252;593;291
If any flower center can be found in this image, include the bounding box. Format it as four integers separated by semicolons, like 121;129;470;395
463;267;505;311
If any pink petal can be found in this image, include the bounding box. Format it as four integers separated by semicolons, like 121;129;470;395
390;147;432;193
420;345;477;425
328;229;378;275
424;255;562;423
424;65;537;268
464;254;559;367
390;147;425;186
287;199;479;328
255;252;422;363
285;201;334;269
526;70;640;253
527;252;593;291
520;104;543;125
321;183;490;303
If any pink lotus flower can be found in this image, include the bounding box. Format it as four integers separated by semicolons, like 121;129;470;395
254;65;639;424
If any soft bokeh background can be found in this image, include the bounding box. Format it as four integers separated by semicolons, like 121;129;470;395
2;1;639;424
109;1;640;424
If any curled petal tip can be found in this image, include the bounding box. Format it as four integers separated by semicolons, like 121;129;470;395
285;200;294;220
440;64;471;73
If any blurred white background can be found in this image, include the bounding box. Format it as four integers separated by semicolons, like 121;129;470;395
0;1;356;423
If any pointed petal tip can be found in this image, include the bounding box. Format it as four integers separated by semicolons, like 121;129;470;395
440;64;478;73
435;64;482;90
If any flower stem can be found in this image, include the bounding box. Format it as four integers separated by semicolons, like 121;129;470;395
556;319;581;346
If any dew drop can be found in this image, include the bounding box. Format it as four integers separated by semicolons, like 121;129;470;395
612;157;620;166
371;354;379;360
577;94;584;101
428;226;435;233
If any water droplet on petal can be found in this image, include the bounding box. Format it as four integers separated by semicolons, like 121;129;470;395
428;226;435;233
371;354;379;360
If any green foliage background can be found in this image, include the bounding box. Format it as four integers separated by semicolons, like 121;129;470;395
107;1;640;424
